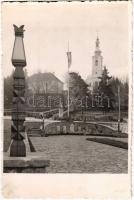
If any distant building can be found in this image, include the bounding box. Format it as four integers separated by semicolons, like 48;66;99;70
26;72;64;111
87;37;103;91
28;72;64;94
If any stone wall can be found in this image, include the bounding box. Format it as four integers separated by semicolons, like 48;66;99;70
25;121;42;130
99;122;128;134
25;120;128;137
43;121;120;137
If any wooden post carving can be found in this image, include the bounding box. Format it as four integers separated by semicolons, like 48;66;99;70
10;25;26;157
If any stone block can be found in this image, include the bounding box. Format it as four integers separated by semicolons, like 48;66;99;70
63;126;67;134
70;124;75;133
3;153;50;173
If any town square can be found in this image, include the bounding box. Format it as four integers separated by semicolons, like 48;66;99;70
3;2;129;174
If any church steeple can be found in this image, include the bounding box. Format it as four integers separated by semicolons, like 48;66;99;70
95;36;101;56
91;37;103;91
96;37;100;49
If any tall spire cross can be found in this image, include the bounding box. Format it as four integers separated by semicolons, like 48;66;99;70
96;37;100;48
96;30;100;48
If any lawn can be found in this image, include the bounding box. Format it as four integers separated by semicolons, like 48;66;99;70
86;137;128;149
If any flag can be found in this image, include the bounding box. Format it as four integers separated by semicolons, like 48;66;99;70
67;51;72;69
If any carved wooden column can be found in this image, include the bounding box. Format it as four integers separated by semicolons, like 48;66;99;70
10;25;27;157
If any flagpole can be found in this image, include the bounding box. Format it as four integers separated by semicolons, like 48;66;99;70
67;41;70;118
118;85;121;132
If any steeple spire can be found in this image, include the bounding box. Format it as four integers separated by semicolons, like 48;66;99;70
91;36;103;91
96;37;100;49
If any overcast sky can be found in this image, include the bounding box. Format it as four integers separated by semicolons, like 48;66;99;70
2;2;131;82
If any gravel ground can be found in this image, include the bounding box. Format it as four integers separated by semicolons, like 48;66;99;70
30;135;128;173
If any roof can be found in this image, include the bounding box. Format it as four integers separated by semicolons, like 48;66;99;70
28;72;64;84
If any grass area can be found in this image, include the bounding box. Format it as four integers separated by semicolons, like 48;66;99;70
86;137;128;149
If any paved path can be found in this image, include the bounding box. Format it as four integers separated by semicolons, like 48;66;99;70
30;135;128;173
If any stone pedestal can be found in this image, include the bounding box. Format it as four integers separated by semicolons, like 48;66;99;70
4;153;50;173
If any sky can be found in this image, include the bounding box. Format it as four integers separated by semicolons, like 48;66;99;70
2;2;131;82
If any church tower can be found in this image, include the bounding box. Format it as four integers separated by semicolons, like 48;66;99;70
91;37;103;91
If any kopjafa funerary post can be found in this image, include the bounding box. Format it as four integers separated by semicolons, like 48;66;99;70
10;25;27;157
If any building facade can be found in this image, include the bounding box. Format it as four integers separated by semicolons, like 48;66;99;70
26;72;64;111
28;72;64;94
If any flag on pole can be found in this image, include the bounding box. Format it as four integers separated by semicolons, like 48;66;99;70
66;51;72;69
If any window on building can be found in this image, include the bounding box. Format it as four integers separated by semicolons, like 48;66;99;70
95;60;98;66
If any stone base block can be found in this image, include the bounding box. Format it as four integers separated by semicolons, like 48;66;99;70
3;153;50;173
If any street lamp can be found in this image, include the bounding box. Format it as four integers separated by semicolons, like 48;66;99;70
10;25;27;157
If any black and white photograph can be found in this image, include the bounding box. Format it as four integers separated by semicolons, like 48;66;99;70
2;1;132;198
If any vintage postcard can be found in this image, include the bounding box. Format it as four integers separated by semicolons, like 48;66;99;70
1;1;132;199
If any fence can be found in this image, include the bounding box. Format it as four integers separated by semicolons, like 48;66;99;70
4;108;59;119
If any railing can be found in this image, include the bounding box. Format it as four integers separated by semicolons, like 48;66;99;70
52;109;67;119
4;108;59;119
4;109;128;119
